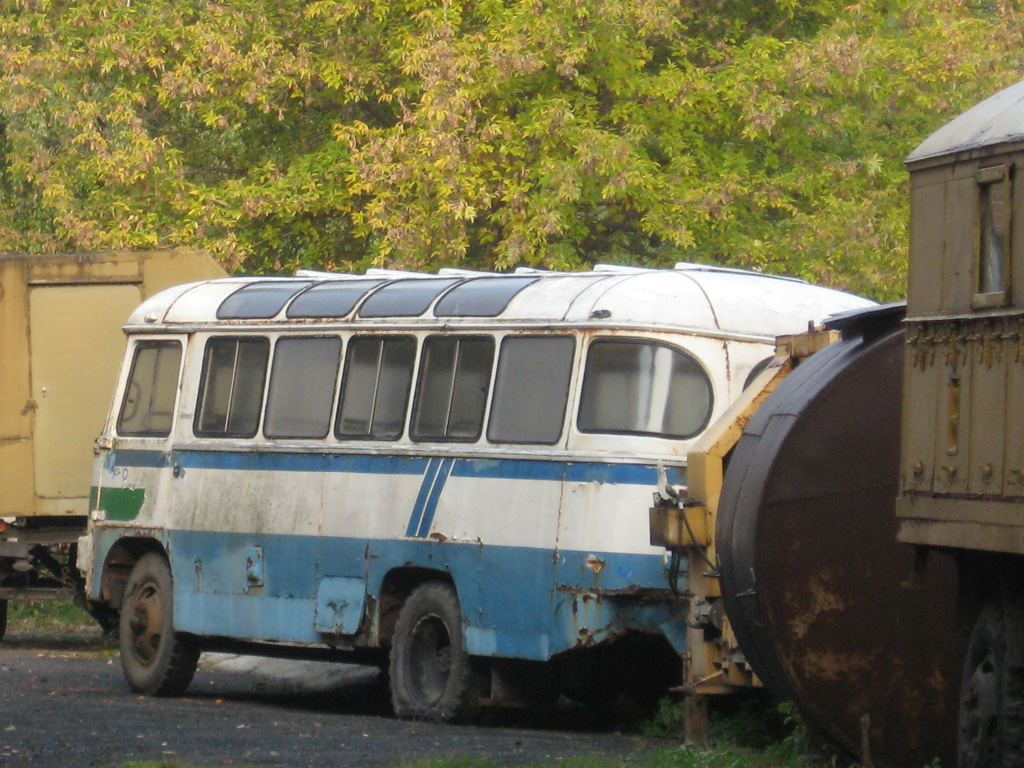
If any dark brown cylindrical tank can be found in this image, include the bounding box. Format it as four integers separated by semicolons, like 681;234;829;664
717;310;962;768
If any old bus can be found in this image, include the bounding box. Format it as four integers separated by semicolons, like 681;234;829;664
78;264;871;719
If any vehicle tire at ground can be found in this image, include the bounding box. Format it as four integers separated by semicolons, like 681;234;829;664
0;598;7;641
389;581;481;722
119;552;199;696
959;600;1024;768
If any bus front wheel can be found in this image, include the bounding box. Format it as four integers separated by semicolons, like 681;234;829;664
389;582;481;722
119;552;199;696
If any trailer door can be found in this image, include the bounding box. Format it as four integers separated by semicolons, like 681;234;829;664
29;284;141;512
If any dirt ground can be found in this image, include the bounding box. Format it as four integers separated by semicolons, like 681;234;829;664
0;630;661;768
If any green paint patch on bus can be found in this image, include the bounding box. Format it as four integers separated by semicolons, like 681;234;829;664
90;486;145;521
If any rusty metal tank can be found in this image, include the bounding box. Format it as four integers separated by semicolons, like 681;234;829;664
717;305;963;768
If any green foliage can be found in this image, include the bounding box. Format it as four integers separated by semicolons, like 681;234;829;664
1;0;1022;298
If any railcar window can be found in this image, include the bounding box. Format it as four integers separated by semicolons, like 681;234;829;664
488;335;574;444
117;342;182;437
195;337;270;437
264;337;342;439
412;336;494;441
337;336;416;439
976;165;1011;304
578;339;713;439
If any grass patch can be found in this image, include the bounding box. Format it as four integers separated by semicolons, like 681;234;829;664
7;599;97;632
112;748;839;768
639;693;850;768
106;694;851;768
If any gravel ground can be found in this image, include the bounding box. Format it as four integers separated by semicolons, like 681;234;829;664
0;630;662;768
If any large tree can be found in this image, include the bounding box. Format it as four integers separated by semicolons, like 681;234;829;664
0;0;1020;300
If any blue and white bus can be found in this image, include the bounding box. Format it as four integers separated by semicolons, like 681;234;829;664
78;263;872;720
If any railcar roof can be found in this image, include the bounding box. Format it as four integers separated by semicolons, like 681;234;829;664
907;79;1024;166
128;263;873;340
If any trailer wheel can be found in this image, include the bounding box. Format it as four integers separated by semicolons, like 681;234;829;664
0;599;7;641
389;582;480;722
959;601;1024;768
119;553;199;696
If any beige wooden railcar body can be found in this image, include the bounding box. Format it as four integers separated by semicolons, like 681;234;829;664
0;250;223;628
898;80;1024;768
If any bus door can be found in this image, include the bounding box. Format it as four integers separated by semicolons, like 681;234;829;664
93;337;185;531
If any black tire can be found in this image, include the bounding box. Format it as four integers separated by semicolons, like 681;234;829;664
0;599;7;642
119;552;199;696
389;582;481;722
959;601;1024;768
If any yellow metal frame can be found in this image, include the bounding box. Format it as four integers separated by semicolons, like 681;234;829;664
650;327;840;741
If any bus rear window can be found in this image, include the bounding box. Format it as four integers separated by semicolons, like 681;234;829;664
195;337;270;438
578;339;713;439
412;336;494;441
117;341;182;437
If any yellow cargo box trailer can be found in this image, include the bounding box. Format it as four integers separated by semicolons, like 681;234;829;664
0;250;224;636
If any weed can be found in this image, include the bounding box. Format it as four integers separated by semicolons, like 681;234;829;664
642;697;690;739
641;690;792;748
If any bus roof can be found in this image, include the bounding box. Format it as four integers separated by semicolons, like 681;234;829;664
128;263;874;342
906;79;1024;167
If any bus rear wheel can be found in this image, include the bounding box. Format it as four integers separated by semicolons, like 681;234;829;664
389;582;480;722
119;552;199;696
959;600;1024;768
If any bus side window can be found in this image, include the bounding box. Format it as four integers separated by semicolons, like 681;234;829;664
411;336;494;441
488;335;575;444
578;339;713;439
117;341;183;437
195;337;270;438
264;337;342;439
336;336;416;439
743;356;774;391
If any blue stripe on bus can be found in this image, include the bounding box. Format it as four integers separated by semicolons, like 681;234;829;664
105;449;168;469
417;458;454;537
108;448;684;487
407;457;453;537
406;459;437;537
173;450;430;476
